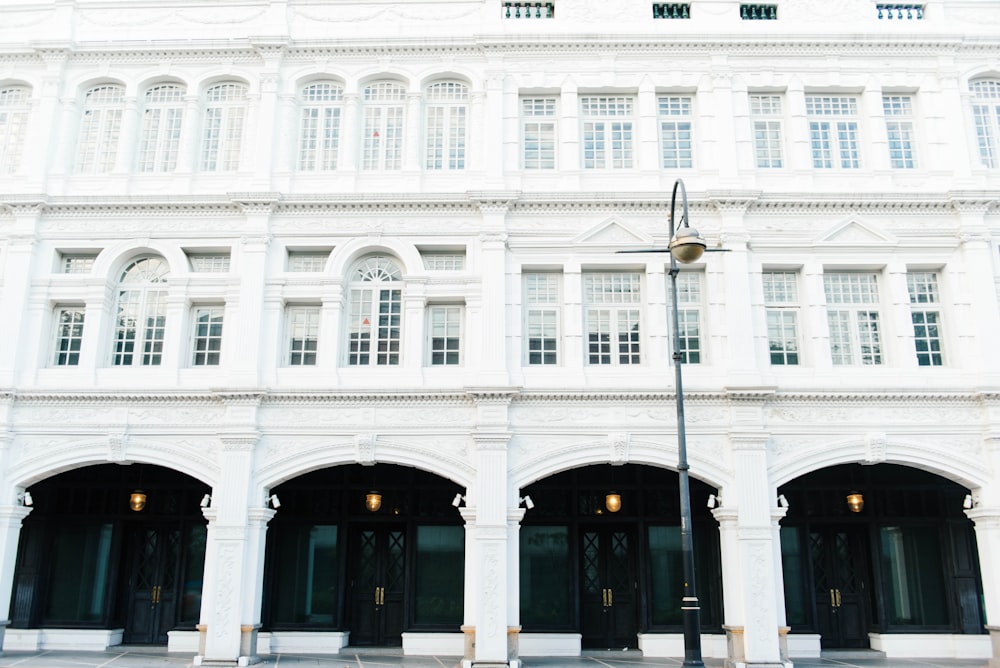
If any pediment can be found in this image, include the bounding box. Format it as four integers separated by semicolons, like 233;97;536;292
816;219;897;246
574;218;654;246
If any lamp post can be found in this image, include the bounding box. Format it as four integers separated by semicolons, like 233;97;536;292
666;178;707;668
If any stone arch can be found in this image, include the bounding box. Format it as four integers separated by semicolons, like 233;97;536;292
328;238;423;277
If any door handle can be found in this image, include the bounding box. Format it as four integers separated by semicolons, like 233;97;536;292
830;589;836;607
374;586;380;606
836;589;842;607
608;588;613;606
151;585;160;605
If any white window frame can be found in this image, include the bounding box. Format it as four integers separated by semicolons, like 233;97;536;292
427;303;464;366
421;252;466;271
750;94;784;168
138;84;185;172
53;306;86;367
524;272;561;366
347;256;403;366
668;271;703;364
425;81;468;170
0;86;30;175
201;82;247;172
824;272;883;366
76;84;125;174
191;305;224;366
658;95;693;169
287;250;330;272
112;257;169;367
883;94;917;169
521;97;557;169
580;96;634;169
299;81;343;171
584;272;642;366
762;270;800;365
187;253;231;273
286;305;321;366
971;79;1000;169
59;253;98;274
806;95;862;169
906;271;944;366
362;82;405;171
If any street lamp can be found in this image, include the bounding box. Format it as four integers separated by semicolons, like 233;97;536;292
667;178;706;668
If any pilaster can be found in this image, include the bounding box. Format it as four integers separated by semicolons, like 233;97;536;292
965;506;1000;667
0;504;32;656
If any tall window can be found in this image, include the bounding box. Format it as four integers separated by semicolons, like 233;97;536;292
112;257;169;366
0;86;30;174
806;95;861;169
524;272;560;365
138;84;185;172
54;307;85;366
580;96;634;169
299;82;343;171
762;271;800;365
883;95;916;168
347;256;402;366
76;84;125;173
191;306;224;366
584;272;641;366
201;82;247;171
522;97;556;169
669;272;703;363
971;79;1000;168
286;305;320;366
428;304;463;365
824;272;882;365
658;96;693;169
425;82;467;170
750;94;784;168
907;271;944;366
362;82;405;171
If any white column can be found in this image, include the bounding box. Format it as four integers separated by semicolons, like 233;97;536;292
786;82;810;172
404;92;422;172
474;202;511;386
803;261;832;369
176;94;201;174
241;507;276;659
115;95;140;173
953;205;1000;375
506;507;525;666
340;93;360;172
0;502;32;653
229;218;273;387
967;435;1000;667
863;80;890;172
559;82;578;171
0;207;39;387
636;78;658;172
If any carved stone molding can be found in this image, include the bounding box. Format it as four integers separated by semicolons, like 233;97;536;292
609;432;630;464
864;432;887;464
356;433;376;465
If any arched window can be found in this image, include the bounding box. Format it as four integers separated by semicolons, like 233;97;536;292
299;81;344;170
76;84;125;173
347;255;402;366
362;81;405;171
425;81;468;170
201;82;247;171
971;78;1000;168
112;257;169;366
138;83;185;172
0;85;30;174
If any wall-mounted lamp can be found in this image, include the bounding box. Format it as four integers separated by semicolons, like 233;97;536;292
267;494;281;509
18;491;33;507
200;494;212;508
706;494;720;509
963;494;975;509
519;495;534;510
365;491;382;513
777;494;789;509
605;492;622;513
452;493;466;508
130;490;147;512
846;492;864;513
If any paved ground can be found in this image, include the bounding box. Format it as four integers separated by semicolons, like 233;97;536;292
0;649;991;668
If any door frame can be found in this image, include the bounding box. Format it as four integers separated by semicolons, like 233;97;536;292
578;523;639;649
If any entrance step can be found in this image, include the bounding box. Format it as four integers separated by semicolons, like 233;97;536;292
582;650;644;657
344;647;405;656
821;649;887;660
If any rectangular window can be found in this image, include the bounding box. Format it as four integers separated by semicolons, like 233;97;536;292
584;272;641;366
287;250;330;272
299;83;343;171
750;94;784;168
806;95;861;169
883;95;916;168
54;308;85;366
519;526;572;627
824;272;883;365
414;526;465;626
60;253;98;274
348;288;401;366
287;306;320;366
425;82;468;171
658;96;693;169
362;83;405;171
763;271;800;365
580;96;634;169
187;253;231;273
668;272;702;363
113;289;166;366
421;252;466;271
971;80;1000;168
192;306;224;366
907;271;943;366
428;304;463;366
524;273;560;365
522;97;557;169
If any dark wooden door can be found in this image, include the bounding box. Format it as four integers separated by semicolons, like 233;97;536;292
348;526;406;646
810;526;870;648
580;527;637;649
123;525;180;644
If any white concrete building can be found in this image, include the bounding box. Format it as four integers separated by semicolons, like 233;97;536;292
0;0;999;666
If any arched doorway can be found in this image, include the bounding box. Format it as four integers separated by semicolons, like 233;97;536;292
518;464;722;650
11;464;210;644
261;464;465;647
778;464;985;649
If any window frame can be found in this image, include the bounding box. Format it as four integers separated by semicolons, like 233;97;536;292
906;271;944;367
138;83;185;173
883;94;917;169
970;79;1000;169
580;95;635;170
346;255;403;367
111;257;169;367
762;270;801;365
424;81;468;171
521;96;557;170
668;271;704;364
191;304;225;367
823;271;884;366
750;93;785;168
53;306;86;367
285;304;321;367
427;303;464;366
806;95;862;169
200;82;248;172
76;84;125;174
584;271;642;367
0;85;31;175
299;81;344;171
657;95;694;169
361;81;406;171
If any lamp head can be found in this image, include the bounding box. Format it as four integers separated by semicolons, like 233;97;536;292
130;490;147;512
365;491;382;513
669;226;707;264
605;492;622;513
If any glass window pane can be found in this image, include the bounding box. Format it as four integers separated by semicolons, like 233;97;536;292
180;523;207;624
779;527;807;625
880;526;948;626
44;523;114;622
519;526;572;627
647;525;683;626
414;525;464;626
271;525;339;625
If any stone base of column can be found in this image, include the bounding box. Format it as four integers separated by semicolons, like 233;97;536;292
0;619;7;656
462;625;475;660
988;626;1000;668
723;624;792;668
193;624;262;667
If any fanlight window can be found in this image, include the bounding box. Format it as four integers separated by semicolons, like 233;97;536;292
347;256;403;366
112;257;169;366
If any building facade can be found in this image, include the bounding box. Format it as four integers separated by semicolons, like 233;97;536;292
1;0;999;666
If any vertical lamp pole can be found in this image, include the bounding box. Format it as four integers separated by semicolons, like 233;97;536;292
667;178;707;668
